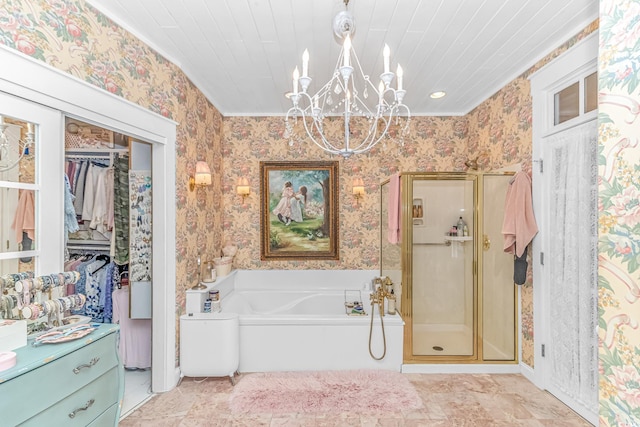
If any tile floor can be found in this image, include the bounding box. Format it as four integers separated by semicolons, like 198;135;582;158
122;369;153;417
119;373;593;426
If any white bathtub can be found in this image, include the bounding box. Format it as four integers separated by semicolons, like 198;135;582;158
184;270;404;372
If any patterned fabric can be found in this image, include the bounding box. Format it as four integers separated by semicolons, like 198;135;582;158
84;259;107;323
103;261;115;323
113;154;130;265
72;262;88;316
64;174;79;239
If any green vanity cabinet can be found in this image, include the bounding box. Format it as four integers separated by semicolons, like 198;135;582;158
0;324;124;426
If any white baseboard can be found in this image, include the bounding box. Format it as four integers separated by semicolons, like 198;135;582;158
520;362;535;383
172;367;181;389
401;364;521;374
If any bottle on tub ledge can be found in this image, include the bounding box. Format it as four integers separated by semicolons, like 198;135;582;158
456;217;466;237
203;289;221;313
387;289;396;315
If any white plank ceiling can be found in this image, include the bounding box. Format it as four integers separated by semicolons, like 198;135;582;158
87;0;598;116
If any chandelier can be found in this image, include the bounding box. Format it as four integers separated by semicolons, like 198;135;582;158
0;115;34;172
284;0;410;158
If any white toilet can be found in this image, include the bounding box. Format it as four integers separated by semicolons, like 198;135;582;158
179;312;240;384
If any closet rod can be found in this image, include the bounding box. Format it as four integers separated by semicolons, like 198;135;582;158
65;154;111;160
66;148;128;153
67;245;111;251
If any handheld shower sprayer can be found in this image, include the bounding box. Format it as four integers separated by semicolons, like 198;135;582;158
368;276;394;360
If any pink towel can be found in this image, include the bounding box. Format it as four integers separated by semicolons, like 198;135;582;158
502;171;538;257
11;190;35;243
387;173;401;244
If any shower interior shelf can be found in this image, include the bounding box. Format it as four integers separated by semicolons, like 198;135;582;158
444;236;473;242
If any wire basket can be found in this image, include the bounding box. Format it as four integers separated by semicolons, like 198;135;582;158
344;289;367;316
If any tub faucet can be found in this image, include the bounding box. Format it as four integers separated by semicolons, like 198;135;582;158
370;276;392;316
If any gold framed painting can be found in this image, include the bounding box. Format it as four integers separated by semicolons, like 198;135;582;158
260;161;339;260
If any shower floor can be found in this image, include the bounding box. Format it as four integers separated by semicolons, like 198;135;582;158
412;323;473;356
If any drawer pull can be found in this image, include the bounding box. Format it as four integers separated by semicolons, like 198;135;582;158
73;357;100;374
68;398;95;418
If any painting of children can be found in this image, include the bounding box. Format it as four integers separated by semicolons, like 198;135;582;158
260;161;338;260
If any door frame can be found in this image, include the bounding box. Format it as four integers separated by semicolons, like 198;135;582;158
0;45;178;392
529;31;598;424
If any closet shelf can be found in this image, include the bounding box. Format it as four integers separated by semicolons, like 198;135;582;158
68;239;109;245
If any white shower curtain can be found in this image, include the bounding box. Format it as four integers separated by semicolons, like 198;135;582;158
546;119;598;411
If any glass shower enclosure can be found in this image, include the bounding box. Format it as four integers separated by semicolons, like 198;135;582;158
381;172;517;363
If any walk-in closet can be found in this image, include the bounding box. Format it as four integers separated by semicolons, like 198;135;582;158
63;117;154;416
0;101;159;423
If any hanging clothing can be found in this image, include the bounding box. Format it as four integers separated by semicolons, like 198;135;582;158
113;154;130;264
89;166;109;233
502;171;538;257
83;257;109;322
73;161;88;215
113;286;151;369
103;262;117;324
64;174;80;238
66;160;77;190
11;189;35;244
106;167;115;231
81;163;96;221
387;173;401;244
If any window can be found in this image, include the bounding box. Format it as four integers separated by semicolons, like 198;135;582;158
553;71;598;126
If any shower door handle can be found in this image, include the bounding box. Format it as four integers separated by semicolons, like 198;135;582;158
483;234;491;251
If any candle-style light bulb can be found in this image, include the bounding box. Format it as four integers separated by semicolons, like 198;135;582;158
313;95;319;109
302;49;309;77
397;64;403;91
383;44;390;73
293;67;299;95
378;81;385;104
343;35;351;68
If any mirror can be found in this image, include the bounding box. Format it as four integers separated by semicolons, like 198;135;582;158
0;116;37;275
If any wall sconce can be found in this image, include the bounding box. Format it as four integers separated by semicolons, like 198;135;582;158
352;177;365;206
236;177;251;203
189;160;212;192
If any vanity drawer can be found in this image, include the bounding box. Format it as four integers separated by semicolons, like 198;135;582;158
22;366;120;427
0;334;118;426
87;402;120;427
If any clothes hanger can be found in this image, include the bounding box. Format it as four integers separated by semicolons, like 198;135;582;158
92;254;111;273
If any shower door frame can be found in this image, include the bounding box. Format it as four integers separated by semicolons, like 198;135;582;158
401;172;479;363
395;172;519;364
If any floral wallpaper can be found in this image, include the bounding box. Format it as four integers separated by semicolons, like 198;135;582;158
0;0;224;364
467;20;599;368
222;116;468;270
598;0;640;425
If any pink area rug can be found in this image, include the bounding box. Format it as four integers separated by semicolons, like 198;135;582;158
228;369;423;414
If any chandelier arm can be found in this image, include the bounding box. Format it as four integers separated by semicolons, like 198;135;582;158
0;124;35;172
300;112;348;155
290;89;354;155
345;111;394;154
